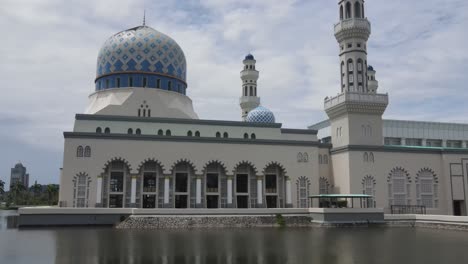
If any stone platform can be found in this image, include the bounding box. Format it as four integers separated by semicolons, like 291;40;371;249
17;207;384;227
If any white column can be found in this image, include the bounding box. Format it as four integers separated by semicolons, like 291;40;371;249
196;177;202;206
401;137;406;146
130;175;137;205
164;176;170;204
96;176;102;205
286;177;292;206
227;176;233;206
257;176;263;206
463;141;467;148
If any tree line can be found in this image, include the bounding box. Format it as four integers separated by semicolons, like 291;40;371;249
0;179;59;207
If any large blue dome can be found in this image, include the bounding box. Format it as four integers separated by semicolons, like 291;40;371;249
95;26;187;94
246;106;276;123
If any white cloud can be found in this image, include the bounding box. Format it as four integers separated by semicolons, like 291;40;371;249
0;0;467;182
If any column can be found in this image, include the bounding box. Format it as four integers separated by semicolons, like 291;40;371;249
196;176;202;208
463;141;467;148
422;138;427;147
227;176;233;208
401;137;406;146
257;176;263;208
442;140;447;148
285;176;293;208
96;175;102;207
164;176;170;208
130;175;137;207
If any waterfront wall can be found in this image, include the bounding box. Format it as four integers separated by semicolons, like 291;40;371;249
385;214;468;231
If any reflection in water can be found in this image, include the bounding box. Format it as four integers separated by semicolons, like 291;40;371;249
1;211;468;264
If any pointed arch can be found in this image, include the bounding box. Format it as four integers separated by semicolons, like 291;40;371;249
101;157;133;174
363;152;368;162
263;162;287;208
318;154;322;164
136;158;165;174
388;167;411;206
204;160;228;208
362;175;376;208
345;1;351;19
354;2;361;18
369;152;374;163
102;158;132;208
340;5;344;20
319;177;330;194
296;176;311;208
73;172;91;208
233;161;258;208
96;127;102;133
171;159;197;208
415;168;438;208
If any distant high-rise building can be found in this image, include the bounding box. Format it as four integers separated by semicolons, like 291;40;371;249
10;162;29;188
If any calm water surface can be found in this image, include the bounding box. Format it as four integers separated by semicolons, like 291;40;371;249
1;210;468;264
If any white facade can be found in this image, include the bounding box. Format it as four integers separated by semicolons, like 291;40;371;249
58;1;468;216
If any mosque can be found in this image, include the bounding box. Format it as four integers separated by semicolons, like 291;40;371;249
58;0;468;216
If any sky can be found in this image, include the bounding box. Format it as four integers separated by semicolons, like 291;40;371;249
0;0;467;188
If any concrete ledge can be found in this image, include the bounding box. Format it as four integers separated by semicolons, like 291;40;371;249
385;214;468;231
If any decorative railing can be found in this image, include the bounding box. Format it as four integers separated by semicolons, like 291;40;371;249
324;92;388;109
391;205;427;215
206;188;218;193
265;188;277;194
334;18;371;34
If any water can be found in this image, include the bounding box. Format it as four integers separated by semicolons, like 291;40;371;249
1;210;467;264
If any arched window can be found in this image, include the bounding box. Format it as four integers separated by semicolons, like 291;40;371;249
296;176;311;208
138;109;141;117
127;128;133;134
136;129;141;135
303;153;309;162
416;169;438;208
84;146;91;157
223;132;229;138
216;132;221;138
76;146;84;157
249;86;253;96
345;2;351;19
369;152;374;163
341;61;345;90
318;154;323;164
195;131;200;137
187;131;193;137
354;2;361;18
340;5;344;20
166;130;171;136
362;4;365;18
157;129;164;136
347;59;354;90
251;133;256;139
104;127;110;134
244;86;247;96
168;81;172;91
148;109;151;117
388;168;411;206
367;125;372;136
244;133;249;139
297;153;304;162
364;152;369;162
362;175;376;208
96;127;102;134
323;155;328;164
319;177;330;194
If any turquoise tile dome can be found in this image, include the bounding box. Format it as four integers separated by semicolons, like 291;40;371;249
246;106;276;123
95;25;187;93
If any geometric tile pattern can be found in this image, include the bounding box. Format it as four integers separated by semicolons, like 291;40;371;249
96;26;186;82
246;106;276;123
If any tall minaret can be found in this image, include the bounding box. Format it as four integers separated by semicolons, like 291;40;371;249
325;0;388;148
240;54;260;121
336;0;370;93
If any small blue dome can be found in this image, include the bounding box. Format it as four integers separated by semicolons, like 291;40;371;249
368;65;374;71
246;106;275;123
245;54;255;60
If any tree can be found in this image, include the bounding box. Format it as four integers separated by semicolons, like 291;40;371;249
10;182;26;205
0;179;5;195
46;184;58;205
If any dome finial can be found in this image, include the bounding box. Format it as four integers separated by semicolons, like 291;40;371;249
143;9;146;26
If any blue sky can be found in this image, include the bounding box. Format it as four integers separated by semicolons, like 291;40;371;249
0;0;467;188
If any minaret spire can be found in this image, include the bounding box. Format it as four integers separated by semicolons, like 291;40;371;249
143;10;146;26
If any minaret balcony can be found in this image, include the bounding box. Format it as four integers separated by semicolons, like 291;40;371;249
334;18;371;41
240;70;259;79
324;91;388;118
